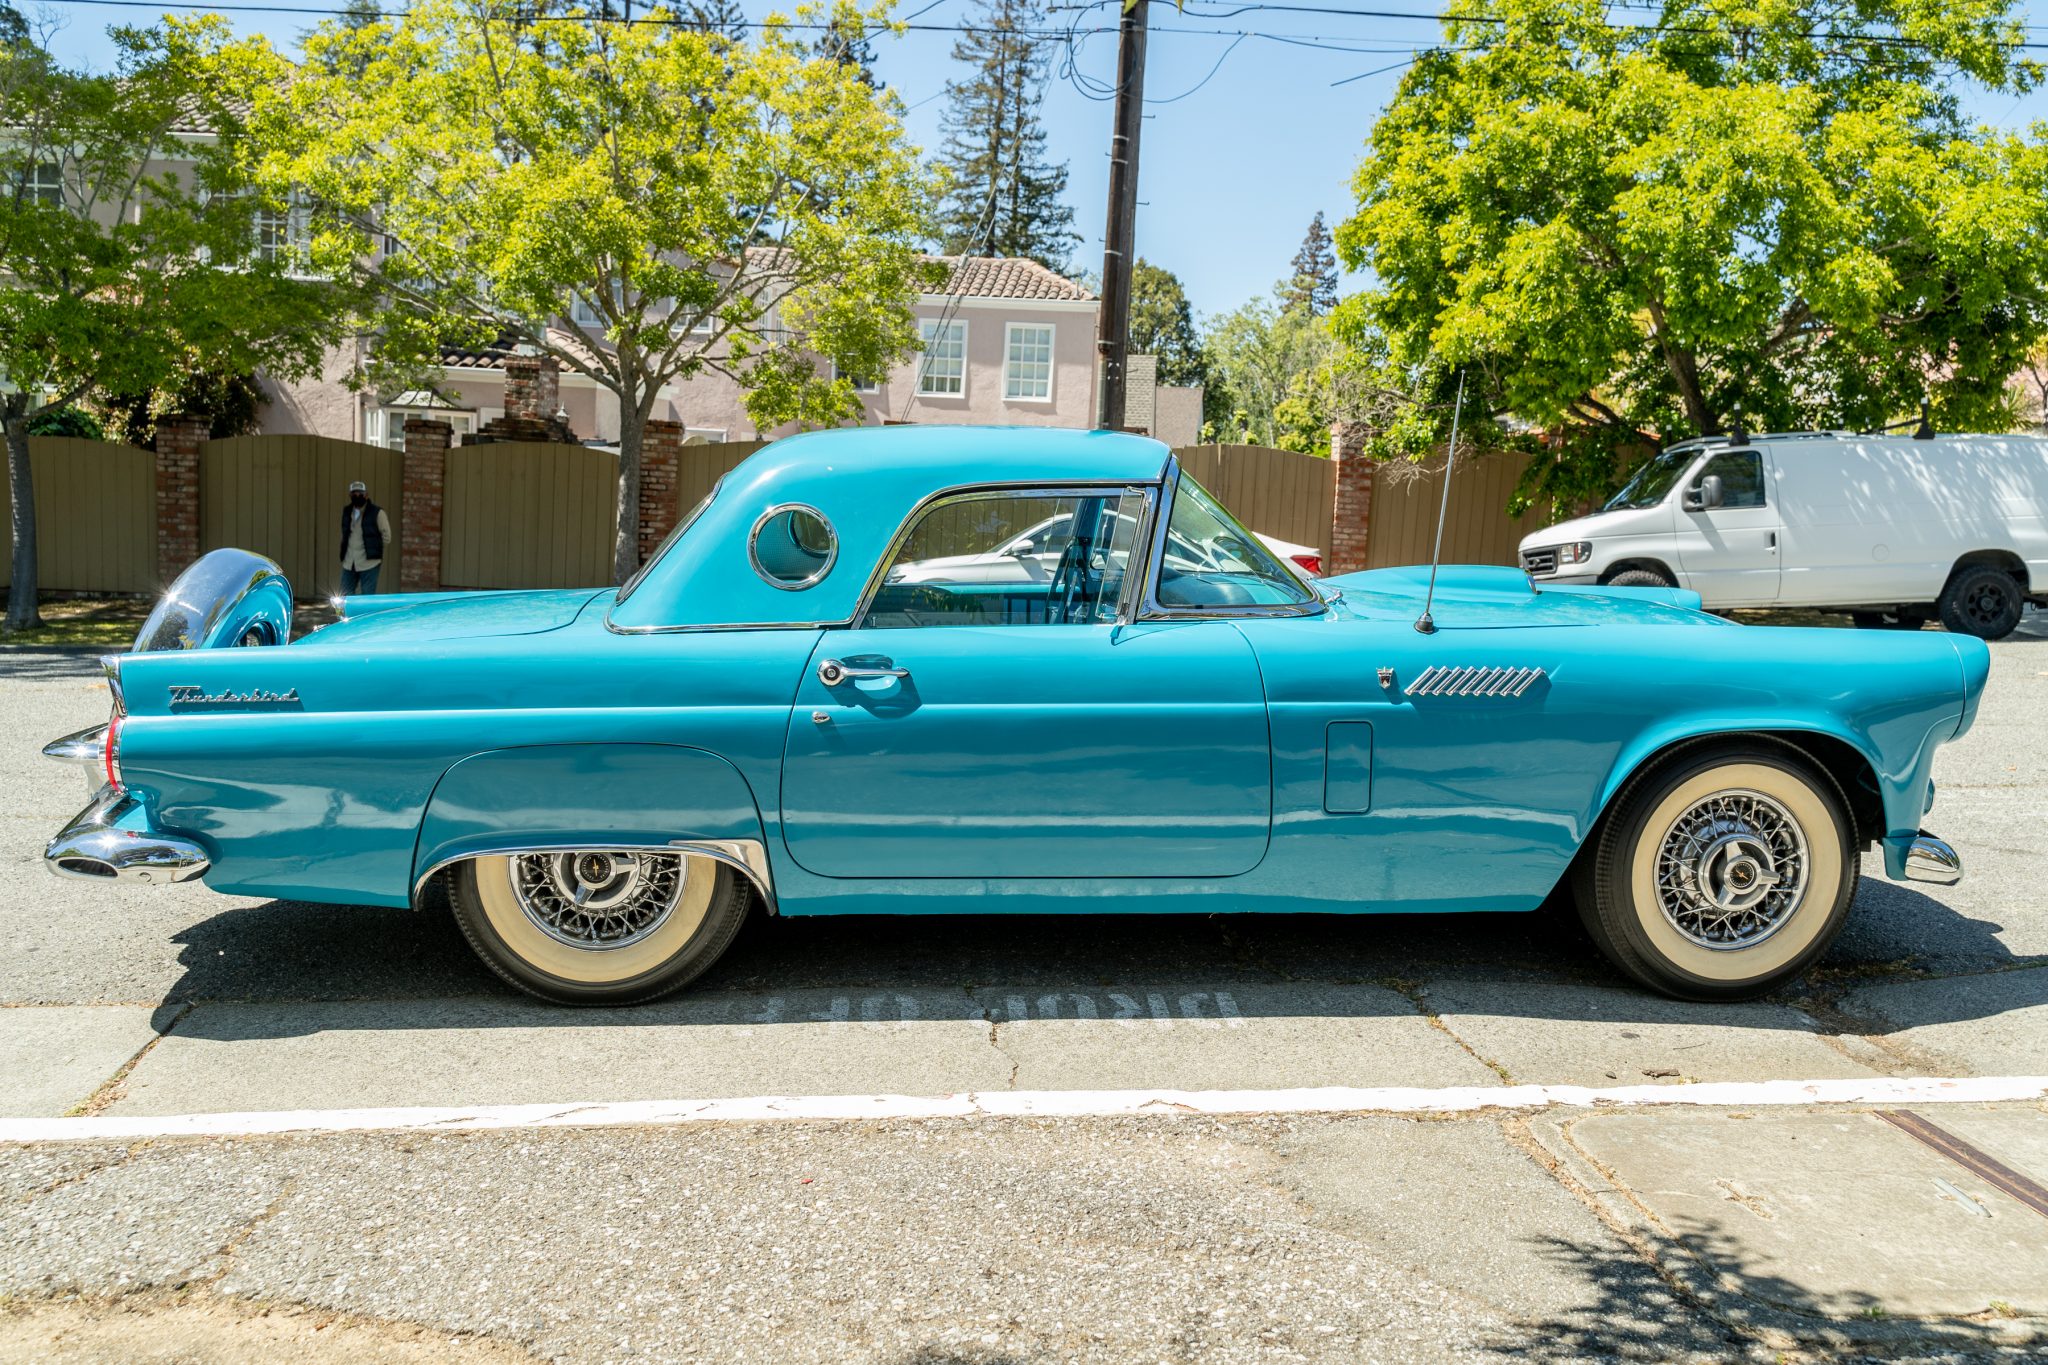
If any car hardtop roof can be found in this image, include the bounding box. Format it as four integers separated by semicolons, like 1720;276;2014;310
606;424;1177;633
730;423;1175;488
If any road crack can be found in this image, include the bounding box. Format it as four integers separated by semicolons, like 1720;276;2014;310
66;1002;193;1118
1379;977;1515;1084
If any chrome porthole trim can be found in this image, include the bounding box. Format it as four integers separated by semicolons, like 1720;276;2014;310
748;502;839;592
1652;788;1810;951
507;850;685;951
414;839;776;914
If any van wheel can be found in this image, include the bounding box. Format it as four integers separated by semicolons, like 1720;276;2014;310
1606;568;1673;589
1938;564;2023;640
1572;743;1857;1001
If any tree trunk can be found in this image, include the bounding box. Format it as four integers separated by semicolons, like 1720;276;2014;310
612;399;645;586
3;406;40;633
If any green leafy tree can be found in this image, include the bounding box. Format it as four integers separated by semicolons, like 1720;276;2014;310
1340;0;2048;508
817;10;877;86
266;0;939;582
0;18;348;631
1282;211;1337;316
1202;296;1333;449
934;0;1077;268
1129;259;1208;391
685;0;749;45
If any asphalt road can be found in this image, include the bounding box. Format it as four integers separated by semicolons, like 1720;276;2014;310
2;615;2045;1362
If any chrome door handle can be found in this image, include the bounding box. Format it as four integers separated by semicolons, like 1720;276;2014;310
818;657;909;686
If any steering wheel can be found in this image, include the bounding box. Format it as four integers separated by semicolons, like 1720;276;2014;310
1049;538;1091;624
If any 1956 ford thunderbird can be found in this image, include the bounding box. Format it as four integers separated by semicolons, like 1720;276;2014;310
43;427;1986;1004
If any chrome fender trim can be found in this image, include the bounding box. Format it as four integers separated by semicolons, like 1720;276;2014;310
1902;831;1962;886
45;789;211;886
133;547;292;652
42;724;110;799
414;839;777;914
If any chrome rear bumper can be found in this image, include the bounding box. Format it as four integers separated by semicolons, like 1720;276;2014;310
1902;831;1962;886
45;788;210;886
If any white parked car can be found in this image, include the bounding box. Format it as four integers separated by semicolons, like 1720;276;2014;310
1519;430;2048;638
891;510;1321;585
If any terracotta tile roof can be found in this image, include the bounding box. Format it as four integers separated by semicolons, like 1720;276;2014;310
924;255;1094;301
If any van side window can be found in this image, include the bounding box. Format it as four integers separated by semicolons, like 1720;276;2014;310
1698;450;1766;508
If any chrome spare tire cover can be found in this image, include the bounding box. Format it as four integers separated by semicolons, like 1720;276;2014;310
133;548;293;651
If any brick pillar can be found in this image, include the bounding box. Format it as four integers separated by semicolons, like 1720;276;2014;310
401;418;451;592
503;353;561;423
153;414;208;584
638;419;683;566
1329;420;1376;575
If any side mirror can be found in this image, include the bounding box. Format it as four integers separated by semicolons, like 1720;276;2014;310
1003;539;1035;557
1685;475;1725;512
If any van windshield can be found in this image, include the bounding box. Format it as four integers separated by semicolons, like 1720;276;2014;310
1603;448;1699;511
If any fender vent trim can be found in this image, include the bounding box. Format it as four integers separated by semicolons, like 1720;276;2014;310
1404;665;1547;698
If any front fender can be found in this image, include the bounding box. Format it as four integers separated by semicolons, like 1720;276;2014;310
414;743;770;900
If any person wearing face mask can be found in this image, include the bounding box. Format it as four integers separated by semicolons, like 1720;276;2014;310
340;479;393;595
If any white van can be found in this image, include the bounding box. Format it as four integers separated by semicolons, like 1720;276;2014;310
1517;431;2048;639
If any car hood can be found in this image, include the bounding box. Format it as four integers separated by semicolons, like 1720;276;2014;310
1323;565;1721;630
296;588;614;647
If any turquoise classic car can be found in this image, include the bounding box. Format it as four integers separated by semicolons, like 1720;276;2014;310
44;426;1985;1004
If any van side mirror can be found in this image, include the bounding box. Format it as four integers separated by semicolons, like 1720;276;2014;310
1684;475;1725;512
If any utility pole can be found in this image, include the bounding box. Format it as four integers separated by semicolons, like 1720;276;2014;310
1094;0;1148;431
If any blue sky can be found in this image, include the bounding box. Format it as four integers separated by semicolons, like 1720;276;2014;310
35;0;2048;323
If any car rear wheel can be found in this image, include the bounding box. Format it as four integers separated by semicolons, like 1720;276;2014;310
451;851;750;1005
1937;564;2024;640
1572;743;1857;1001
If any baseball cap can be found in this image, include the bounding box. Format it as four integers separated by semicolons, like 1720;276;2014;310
348;480;367;492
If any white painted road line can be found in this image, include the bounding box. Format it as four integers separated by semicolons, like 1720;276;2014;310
7;1075;2047;1143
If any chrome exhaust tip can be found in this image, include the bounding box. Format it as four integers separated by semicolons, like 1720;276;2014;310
1903;831;1962;886
45;793;210;886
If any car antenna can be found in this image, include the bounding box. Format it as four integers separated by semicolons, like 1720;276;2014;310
1414;367;1466;636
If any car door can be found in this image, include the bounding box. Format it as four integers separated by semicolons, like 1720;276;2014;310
1672;447;1782;605
778;487;1272;880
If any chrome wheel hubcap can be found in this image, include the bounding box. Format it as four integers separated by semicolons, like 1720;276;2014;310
510;851;683;950
1654;790;1809;950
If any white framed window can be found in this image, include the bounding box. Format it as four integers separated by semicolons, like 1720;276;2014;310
1004;323;1055;401
833;361;880;395
572;283;626;331
684;427;728;444
24;161;62;208
917;318;967;397
368;399;474;449
251;190;315;273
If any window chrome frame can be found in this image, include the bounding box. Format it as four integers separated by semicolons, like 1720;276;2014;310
747;502;839;592
1135;460;1326;622
848;481;1160;629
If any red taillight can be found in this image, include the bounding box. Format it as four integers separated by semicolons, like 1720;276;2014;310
103;713;122;791
1291;553;1322;577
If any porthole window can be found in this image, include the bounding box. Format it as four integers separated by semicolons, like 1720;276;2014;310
749;504;837;590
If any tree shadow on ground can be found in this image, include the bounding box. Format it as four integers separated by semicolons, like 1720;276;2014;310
1488;1221;2037;1361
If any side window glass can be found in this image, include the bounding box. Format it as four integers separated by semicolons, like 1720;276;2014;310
1699;451;1766;508
862;490;1143;628
1155;475;1314;609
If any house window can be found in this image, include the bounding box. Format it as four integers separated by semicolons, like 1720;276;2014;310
917;319;967;396
23;161;61;208
833;362;880;395
684;427;728;444
367;402;474;449
1004;323;1054;401
571;292;604;328
250;191;314;271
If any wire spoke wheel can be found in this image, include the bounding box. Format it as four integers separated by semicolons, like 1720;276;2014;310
1652;789;1809;950
509;850;684;950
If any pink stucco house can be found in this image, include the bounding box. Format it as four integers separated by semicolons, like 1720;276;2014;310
259;256;1159;447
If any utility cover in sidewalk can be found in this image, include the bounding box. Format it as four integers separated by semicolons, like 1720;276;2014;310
1568;1107;2048;1318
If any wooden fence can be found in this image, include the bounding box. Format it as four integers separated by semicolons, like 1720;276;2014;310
1362;447;1550;569
1172;444;1335;557
442;441;619;589
0;438;158;593
673;440;768;518
201;435;404;599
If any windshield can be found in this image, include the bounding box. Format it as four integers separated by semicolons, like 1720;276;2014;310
1603;448;1701;511
616;479;720;603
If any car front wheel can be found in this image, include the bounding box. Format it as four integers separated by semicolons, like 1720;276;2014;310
1573;743;1857;1001
451;850;750;1005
